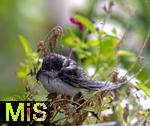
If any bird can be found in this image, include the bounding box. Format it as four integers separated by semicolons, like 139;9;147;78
36;53;124;100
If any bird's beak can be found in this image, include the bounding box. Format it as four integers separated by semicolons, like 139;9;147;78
36;69;42;81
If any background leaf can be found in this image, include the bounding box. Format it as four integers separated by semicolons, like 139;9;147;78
74;14;96;33
137;83;150;97
19;35;32;57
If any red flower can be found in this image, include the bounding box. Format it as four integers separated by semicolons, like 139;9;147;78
70;17;84;30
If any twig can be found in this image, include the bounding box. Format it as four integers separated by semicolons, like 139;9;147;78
119;62;147;85
143;78;150;85
123;28;150;78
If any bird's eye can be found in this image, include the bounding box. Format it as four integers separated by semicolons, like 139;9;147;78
42;59;50;71
45;59;49;64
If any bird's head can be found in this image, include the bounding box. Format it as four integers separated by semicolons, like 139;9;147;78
36;54;63;81
42;54;63;71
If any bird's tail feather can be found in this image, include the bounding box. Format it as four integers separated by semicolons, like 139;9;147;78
87;81;123;91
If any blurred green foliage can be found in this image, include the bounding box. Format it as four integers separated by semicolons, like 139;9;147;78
0;0;50;99
17;35;38;78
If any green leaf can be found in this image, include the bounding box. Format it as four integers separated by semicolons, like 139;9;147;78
51;112;66;124
117;104;124;120
19;35;32;56
74;14;96;33
84;107;96;113
87;39;100;47
103;97;111;104
17;65;30;78
101;106;109;111
100;36;118;57
137;83;150;97
112;28;117;35
117;50;135;57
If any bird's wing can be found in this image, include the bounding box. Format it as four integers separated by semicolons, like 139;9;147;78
58;67;92;88
58;68;123;91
